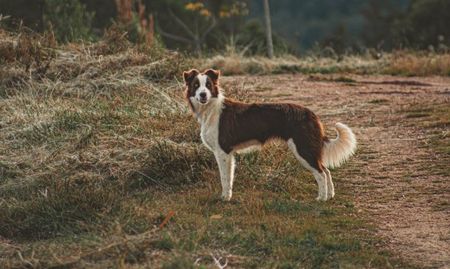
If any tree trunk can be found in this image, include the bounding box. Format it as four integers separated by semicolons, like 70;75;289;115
263;0;274;58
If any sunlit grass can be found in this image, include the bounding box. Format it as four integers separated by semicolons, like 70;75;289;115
386;51;450;77
197;50;450;77
197;53;388;76
0;29;415;268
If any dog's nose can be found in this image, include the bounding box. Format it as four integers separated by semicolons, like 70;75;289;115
199;92;207;98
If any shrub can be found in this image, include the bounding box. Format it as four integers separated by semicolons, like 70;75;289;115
43;0;95;42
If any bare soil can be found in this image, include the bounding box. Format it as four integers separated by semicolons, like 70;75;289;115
222;74;450;268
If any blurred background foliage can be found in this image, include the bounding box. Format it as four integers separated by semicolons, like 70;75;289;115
0;0;449;55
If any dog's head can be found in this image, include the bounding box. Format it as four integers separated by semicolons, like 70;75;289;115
183;69;220;106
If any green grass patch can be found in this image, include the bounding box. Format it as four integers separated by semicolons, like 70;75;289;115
368;98;389;104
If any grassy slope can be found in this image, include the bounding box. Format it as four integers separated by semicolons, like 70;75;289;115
0;31;414;268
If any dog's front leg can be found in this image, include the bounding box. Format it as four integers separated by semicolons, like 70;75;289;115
214;151;235;201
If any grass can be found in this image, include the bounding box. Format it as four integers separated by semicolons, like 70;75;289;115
198;53;388;76
197;51;450;77
401;103;450;213
307;74;357;84
386;51;450;77
403;103;450;178
368;99;389;104
404;104;450;157
0;29;416;268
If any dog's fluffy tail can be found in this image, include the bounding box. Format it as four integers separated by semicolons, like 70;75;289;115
322;122;357;168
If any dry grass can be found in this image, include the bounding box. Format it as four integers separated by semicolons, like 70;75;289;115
198;53;388;76
403;103;450;176
198;51;450;77
0;29;414;268
386;51;450;76
400;102;450;215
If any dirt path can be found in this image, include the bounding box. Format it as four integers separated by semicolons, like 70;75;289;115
223;74;450;268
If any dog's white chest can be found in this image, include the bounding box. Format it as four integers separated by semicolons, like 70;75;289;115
200;118;219;151
192;94;224;152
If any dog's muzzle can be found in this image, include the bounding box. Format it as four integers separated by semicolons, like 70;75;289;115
199;92;208;104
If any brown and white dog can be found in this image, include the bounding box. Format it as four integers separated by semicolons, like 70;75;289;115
183;69;356;201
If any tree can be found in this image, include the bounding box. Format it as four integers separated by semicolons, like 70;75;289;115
263;0;273;58
156;2;216;55
44;0;95;42
0;0;45;30
155;0;249;55
361;0;408;50
395;0;450;49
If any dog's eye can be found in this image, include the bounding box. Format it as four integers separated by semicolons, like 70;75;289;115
206;82;211;88
194;83;199;88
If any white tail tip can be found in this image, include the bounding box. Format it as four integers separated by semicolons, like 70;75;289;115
323;122;357;168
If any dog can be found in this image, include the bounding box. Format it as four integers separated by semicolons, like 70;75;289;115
183;69;356;201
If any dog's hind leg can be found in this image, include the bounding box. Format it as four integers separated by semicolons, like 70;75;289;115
324;167;335;199
310;169;328;201
315;171;328;201
287;139;328;201
214;150;235;201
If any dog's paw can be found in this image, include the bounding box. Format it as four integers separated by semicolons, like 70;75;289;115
327;191;335;200
316;196;327;202
221;193;232;202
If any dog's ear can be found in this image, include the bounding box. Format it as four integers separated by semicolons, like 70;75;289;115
183;69;199;86
204;69;220;84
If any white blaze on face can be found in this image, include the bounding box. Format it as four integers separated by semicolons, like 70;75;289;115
194;74;211;104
